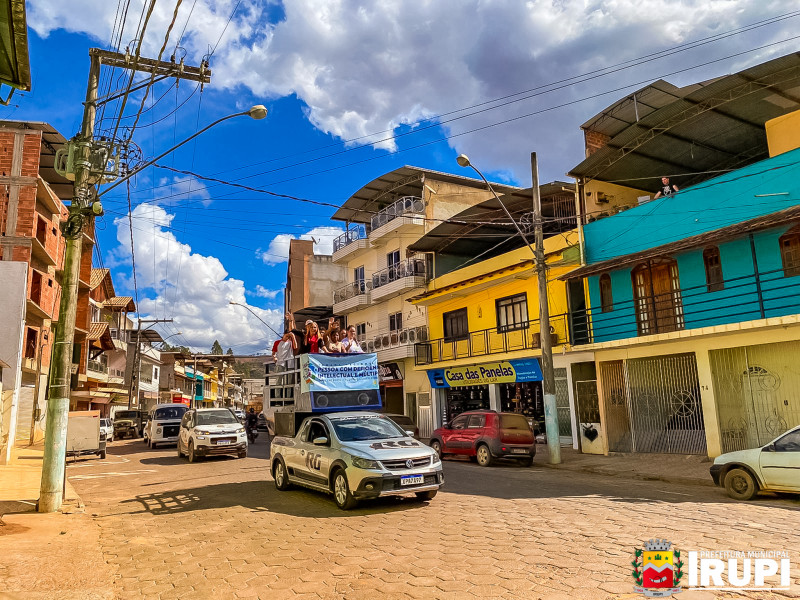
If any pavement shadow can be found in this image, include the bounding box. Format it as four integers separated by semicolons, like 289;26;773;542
118;480;429;518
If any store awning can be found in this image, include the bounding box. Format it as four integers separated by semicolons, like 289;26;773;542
427;358;543;388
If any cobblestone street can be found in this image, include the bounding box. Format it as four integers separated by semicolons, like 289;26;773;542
4;438;799;599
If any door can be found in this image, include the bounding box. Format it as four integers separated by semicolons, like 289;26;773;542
442;414;469;453
759;429;800;490
463;413;487;451
632;260;684;335
294;419;331;486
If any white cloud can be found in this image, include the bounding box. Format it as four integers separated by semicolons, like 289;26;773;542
27;1;800;181
258;225;345;265
249;285;281;299
110;202;282;353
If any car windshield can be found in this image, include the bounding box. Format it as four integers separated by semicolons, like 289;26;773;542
500;414;531;431
115;411;138;420
196;410;238;426
331;416;406;441
155;406;187;420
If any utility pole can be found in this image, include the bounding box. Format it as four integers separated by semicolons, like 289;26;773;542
127;318;173;410
532;152;561;464
39;48;210;513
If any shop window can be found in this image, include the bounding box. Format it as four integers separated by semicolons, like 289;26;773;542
496;293;529;332
703;246;724;292
779;227;800;277
443;308;469;341
599;274;613;313
467;414;485;428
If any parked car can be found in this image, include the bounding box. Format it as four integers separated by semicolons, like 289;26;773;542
385;414;419;439
177;408;247;462
429;410;535;467
100;418;113;443
234;409;245;423
144;403;188;448
271;412;443;510
710;425;800;500
113;410;145;439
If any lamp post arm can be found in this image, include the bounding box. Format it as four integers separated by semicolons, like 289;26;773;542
99;110;250;198
230;302;281;337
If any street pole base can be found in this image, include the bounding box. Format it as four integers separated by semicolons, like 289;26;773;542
38;491;63;513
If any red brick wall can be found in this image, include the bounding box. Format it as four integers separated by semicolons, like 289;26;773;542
584;129;611;157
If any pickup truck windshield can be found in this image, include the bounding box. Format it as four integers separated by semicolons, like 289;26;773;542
196;410;238;426
115;411;139;420
331;416;405;441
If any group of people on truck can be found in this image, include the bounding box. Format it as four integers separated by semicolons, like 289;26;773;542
271;312;362;363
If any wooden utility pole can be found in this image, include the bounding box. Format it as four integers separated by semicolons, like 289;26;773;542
532;152;561;464
38;48;210;513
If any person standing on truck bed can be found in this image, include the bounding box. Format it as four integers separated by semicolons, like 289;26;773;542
287;312;322;353
341;325;363;353
271;330;297;398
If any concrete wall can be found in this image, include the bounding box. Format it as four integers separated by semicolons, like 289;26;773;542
0;262;29;463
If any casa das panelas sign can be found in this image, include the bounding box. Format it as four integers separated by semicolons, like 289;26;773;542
300;353;380;393
427;358;543;388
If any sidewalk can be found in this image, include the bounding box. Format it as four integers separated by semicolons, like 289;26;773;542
537;445;713;487
0;444;82;515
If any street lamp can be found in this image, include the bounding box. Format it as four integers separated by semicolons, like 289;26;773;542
159;332;184;348
98;105;268;199
229;301;281;338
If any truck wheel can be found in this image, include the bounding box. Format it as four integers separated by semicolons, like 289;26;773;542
332;470;358;510
151;441;157;449
177;440;183;458
100;448;107;460
273;458;291;490
724;468;758;501
476;444;493;467
187;441;197;463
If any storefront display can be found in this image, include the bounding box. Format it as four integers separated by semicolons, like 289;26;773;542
499;381;543;433
444;384;490;422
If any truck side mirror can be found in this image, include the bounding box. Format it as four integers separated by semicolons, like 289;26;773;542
312;437;328;446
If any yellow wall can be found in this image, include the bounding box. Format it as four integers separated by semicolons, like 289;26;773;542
766;108;800;157
582;179;650;218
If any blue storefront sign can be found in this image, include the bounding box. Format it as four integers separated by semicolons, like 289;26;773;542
427;358;543;389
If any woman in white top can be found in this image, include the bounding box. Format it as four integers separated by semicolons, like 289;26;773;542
340;325;363;353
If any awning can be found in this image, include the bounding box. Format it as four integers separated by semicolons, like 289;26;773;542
427;358;543;388
102;296;136;312
88;322;115;352
0;0;31;100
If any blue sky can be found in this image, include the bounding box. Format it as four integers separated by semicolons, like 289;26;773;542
9;0;800;352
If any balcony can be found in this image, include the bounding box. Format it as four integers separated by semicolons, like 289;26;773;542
365;326;429;361
333;280;372;314
370;256;429;302
415;316;568;366
332;225;369;263
31;217;58;267
569;267;800;346
368;196;425;245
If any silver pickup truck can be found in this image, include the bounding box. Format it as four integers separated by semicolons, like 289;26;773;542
271;411;444;510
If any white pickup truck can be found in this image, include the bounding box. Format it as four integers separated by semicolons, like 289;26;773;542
271;411;444;510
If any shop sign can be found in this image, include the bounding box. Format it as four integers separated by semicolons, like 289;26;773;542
379;362;403;382
427;358;543;388
301;352;380;393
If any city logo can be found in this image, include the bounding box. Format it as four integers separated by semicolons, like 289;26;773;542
632;539;683;597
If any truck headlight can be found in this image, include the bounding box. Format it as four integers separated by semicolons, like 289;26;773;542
196;429;211;435
432;453;441;465
235;427;245;433
351;456;380;470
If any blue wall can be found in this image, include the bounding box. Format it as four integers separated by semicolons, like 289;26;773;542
586;226;800;342
582;147;800;265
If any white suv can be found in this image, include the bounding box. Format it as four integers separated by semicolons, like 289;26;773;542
177;408;247;462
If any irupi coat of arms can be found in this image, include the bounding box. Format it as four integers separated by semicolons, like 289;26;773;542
632;539;683;597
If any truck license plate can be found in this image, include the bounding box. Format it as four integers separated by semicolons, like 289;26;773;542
511;448;527;454
400;475;424;486
216;440;231;445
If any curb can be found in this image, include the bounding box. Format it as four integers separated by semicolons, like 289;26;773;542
538;461;712;488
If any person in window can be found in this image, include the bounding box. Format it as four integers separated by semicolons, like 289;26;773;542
341;325;363;353
653;176;679;199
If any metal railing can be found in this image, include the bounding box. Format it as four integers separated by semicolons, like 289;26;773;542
333;280;372;304
333;225;368;253
370;196;425;231
87;359;108;373
371;256;429;290
570;267;800;345
415;315;569;365
365;326;428;353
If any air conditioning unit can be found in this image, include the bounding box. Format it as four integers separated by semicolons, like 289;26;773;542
399;328;409;344
382;334;391;348
416;326;428;342
373;336;382;350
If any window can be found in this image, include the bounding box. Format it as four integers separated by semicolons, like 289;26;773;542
449;415;468;430
703;247;724;292
774;430;800;452
443;308;469;341
389;312;403;332
779;227;800;277
387;250;400;267
356;323;366;338
496;293;529;332
354;265;365;285
467;414;485;428
599;274;613;313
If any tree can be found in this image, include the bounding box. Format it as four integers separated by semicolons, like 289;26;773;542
211;340;223;355
226;347;234;356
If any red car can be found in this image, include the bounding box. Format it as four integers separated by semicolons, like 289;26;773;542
429;410;535;467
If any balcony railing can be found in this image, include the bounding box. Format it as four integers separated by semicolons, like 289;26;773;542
415;316;568;366
333;280;372;303
569;267;800;345
370;196;425;231
333;225;368;253
87;359;108;373
371;256;428;290
366;326;428;353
